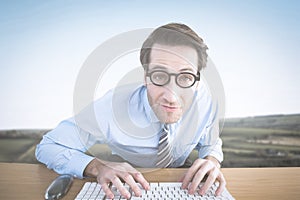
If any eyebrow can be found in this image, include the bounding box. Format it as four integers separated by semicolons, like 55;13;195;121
150;65;197;73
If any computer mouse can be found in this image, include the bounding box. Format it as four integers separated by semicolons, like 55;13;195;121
45;174;73;200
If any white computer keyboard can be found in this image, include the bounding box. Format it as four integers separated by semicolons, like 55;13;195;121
75;181;234;200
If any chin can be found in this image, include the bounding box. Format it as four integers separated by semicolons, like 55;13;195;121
160;113;182;124
165;119;179;124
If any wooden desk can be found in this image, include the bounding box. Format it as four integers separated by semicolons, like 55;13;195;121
0;163;299;200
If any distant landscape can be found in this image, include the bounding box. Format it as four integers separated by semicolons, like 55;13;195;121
1;114;300;167
221;114;300;167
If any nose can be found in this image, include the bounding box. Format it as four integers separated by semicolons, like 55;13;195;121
163;78;179;103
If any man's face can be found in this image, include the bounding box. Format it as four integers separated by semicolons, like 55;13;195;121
145;44;199;124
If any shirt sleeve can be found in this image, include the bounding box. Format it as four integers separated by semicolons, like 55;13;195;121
196;108;224;163
196;107;224;163
198;137;224;163
196;86;224;163
35;119;97;179
36;90;113;178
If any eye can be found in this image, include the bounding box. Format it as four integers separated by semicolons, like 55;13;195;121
151;71;168;83
178;74;194;83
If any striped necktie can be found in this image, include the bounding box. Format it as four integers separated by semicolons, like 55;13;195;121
156;124;173;168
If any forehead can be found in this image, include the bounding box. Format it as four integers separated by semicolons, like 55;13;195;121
149;44;198;72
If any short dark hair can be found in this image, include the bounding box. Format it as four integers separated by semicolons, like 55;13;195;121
140;23;208;72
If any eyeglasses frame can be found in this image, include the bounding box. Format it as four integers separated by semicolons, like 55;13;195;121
145;70;200;88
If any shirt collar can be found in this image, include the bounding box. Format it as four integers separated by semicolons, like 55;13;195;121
141;86;161;124
127;84;160;129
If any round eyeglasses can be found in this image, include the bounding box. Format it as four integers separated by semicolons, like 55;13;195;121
146;70;200;88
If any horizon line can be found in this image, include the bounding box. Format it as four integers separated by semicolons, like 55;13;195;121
1;112;299;131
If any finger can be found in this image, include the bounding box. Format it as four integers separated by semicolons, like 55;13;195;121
132;172;150;191
117;163;149;191
111;176;131;199
198;168;219;195
215;173;226;196
181;159;204;189
122;173;143;197
188;161;211;194
99;181;114;199
178;173;186;182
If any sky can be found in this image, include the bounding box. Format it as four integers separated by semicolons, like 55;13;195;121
0;0;299;129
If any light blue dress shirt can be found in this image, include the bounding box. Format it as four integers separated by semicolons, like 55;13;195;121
35;82;223;178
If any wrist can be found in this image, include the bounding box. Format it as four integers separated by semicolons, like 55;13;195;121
204;156;221;168
84;158;104;177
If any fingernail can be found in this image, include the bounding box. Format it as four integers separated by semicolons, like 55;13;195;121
133;190;141;197
126;192;131;198
135;193;141;197
199;189;205;195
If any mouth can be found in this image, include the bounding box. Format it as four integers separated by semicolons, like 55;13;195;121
161;104;181;112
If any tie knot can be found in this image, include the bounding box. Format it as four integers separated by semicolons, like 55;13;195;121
163;124;169;132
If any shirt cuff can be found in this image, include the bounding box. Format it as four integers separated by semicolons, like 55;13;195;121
66;153;95;179
198;139;224;163
206;152;223;164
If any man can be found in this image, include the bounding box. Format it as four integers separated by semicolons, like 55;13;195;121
36;23;226;199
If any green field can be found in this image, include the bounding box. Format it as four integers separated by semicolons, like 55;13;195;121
0;129;48;163
0;138;35;161
0;114;299;167
221;114;300;167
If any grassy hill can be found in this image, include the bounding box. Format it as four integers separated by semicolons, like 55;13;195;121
0;114;299;167
221;114;300;167
0;129;49;163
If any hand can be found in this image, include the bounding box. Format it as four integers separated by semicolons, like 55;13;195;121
84;158;150;199
180;157;226;196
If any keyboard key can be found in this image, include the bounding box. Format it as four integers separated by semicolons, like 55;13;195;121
75;181;234;200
